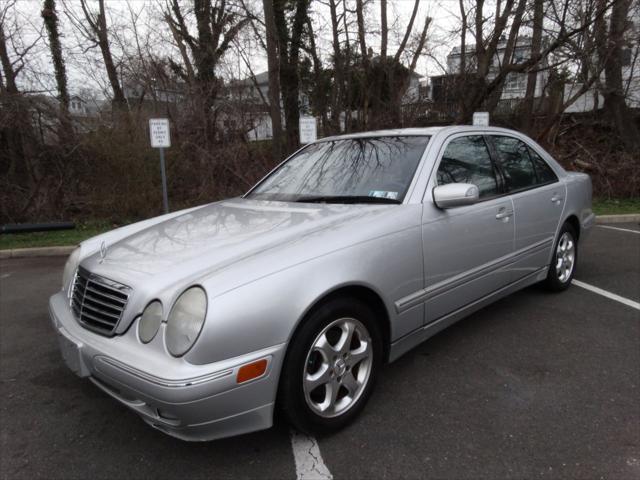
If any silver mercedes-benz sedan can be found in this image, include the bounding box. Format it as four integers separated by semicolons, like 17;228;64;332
49;126;594;441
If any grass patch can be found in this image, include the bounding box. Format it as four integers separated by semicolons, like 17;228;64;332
593;198;640;216
0;221;113;250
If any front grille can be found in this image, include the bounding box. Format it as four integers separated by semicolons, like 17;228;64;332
70;266;131;336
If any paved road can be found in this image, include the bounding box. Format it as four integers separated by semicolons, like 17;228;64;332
1;224;638;479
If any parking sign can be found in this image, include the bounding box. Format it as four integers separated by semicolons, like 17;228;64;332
149;118;171;148
299;116;317;144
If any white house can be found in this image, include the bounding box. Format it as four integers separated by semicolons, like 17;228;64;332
444;36;549;101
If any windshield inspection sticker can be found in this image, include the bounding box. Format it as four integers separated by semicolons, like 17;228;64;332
369;190;398;200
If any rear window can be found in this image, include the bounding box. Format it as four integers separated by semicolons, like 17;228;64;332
528;147;558;184
492;136;538;191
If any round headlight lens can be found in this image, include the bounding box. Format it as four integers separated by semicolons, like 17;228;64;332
62;247;81;292
166;287;207;357
138;301;163;343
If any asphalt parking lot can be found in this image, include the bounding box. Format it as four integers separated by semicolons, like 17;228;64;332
1;223;638;480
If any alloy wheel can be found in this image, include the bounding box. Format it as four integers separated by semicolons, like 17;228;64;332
555;232;575;283
303;317;373;418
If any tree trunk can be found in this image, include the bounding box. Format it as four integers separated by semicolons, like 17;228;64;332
97;0;126;109
273;0;309;153
328;0;343;133
380;0;388;59
0;23;18;94
263;0;284;161
521;0;543;132
81;0;127;110
42;0;73;140
601;0;639;150
355;0;369;127
342;0;353;132
193;0;216;98
458;0;467;75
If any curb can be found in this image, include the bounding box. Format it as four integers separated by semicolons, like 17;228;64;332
595;214;640;224
1;213;638;259
0;245;75;259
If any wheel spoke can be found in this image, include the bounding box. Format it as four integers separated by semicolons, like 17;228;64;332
335;321;355;355
322;379;340;412
305;364;331;393
341;371;359;395
314;333;337;360
346;341;370;368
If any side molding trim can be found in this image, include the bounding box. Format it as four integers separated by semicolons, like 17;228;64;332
395;238;553;313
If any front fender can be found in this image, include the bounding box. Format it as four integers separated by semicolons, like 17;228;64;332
186;225;424;365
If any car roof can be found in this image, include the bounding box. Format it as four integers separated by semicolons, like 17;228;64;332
318;125;522;142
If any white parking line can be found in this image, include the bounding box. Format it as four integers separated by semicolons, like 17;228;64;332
573;280;640;311
597;225;640;235
290;430;333;480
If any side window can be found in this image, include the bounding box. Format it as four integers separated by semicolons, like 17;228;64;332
437;135;499;198
528;147;558;184
492;136;537;191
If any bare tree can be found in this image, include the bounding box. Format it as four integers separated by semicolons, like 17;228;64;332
597;0;639;149
262;0;284;160
521;0;544;131
164;0;250;140
452;0;614;122
343;0;431;128
76;0;127;110
273;0;311;153
0;0;41;95
328;0;344;133
0;21;18;93
41;0;72;138
0;0;45;219
380;0;387;59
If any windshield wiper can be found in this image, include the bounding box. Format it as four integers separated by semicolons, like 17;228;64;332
295;195;401;204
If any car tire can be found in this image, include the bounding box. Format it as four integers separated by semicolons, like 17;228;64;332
545;222;578;292
279;296;383;435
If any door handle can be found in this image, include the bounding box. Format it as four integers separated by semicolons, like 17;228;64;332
496;209;513;220
551;194;563;204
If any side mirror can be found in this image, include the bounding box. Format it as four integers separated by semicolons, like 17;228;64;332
433;183;480;209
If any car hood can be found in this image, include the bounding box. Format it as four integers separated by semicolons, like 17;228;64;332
83;198;382;282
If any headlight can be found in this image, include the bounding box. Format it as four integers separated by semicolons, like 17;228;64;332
138;301;163;343
166;287;207;357
62;247;81;292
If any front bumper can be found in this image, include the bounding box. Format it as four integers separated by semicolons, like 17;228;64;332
49;292;285;441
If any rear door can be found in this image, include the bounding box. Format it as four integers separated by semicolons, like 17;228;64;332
487;135;565;281
422;134;515;324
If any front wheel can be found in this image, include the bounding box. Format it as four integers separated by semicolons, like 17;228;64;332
279;297;382;435
544;222;578;291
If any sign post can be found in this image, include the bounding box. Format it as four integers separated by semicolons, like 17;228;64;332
299;116;317;144
149;118;171;214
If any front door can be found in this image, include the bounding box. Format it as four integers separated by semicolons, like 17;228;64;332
422;134;515;324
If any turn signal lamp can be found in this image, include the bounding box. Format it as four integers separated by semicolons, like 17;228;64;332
237;359;268;383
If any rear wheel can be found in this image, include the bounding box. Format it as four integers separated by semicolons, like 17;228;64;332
545;222;578;291
279;297;382;434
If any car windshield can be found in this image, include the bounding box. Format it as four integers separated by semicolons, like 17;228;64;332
246;136;430;203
